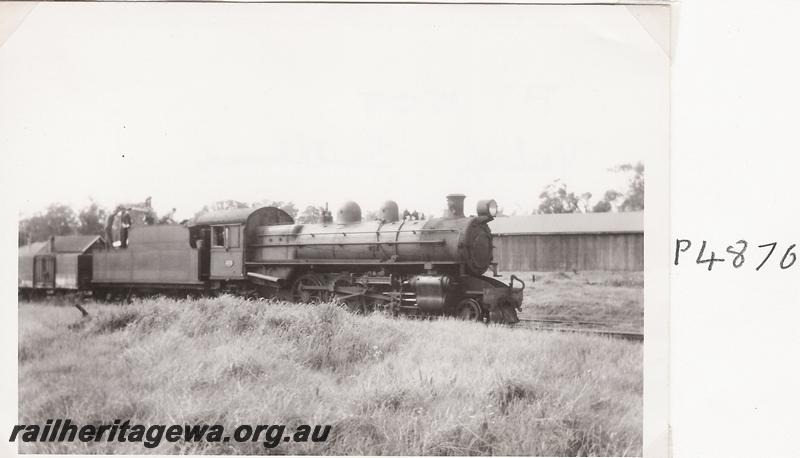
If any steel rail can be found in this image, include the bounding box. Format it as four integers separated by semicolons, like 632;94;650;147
517;318;644;342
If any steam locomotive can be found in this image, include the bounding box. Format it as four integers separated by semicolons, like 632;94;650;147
18;194;524;323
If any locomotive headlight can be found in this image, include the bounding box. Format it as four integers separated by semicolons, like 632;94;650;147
476;199;498;217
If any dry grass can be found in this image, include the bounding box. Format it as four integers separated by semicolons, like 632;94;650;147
18;295;642;455
493;271;644;333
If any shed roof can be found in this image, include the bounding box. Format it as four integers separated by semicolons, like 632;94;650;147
18;241;49;256
53;235;104;253
18;235;104;255
488;211;643;235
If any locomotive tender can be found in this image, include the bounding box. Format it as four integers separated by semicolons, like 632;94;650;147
19;194;524;323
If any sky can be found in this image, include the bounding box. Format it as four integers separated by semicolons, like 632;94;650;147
1;3;668;221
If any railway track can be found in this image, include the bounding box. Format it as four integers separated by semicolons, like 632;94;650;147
517;318;644;342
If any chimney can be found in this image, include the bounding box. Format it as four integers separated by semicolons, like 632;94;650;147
49;235;56;253
445;194;466;218
320;202;333;224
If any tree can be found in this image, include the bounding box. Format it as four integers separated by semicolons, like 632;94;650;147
18;219;29;246
612;162;644;211
251;200;299;219
77;199;107;235
363;210;380;221
536;180;581;214
194;199;249;219
18;203;79;244
591;190;621;213
212;200;250;211
297;205;322;224
592;200;613;213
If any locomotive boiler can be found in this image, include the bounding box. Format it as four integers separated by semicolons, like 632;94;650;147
240;194;523;323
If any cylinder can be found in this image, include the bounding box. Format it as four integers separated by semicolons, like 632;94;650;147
413;275;453;312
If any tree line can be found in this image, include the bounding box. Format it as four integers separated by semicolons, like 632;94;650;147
17;199;308;246
18;162;643;245
533;162;644;215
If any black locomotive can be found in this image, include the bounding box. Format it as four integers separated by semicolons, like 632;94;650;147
19;194;524;323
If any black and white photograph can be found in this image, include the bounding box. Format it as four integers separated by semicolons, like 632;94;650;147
3;1;672;455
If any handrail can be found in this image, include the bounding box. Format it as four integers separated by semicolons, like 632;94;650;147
254;228;459;237
248;240;446;248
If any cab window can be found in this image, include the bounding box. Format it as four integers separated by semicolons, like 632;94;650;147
212;226;226;247
211;225;240;248
227;226;240;248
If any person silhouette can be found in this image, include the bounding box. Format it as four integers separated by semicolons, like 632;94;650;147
120;208;132;248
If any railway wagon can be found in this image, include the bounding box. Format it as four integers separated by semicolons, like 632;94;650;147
18;235;104;298
91;224;207;298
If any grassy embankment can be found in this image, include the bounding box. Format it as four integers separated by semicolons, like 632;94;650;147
494;271;644;333
19;294;642;455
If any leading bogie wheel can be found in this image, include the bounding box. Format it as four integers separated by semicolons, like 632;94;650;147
457;297;483;321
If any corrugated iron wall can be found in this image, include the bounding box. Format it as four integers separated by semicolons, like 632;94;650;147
492;233;644;271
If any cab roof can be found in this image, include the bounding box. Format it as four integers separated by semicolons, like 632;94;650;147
190;206;295;227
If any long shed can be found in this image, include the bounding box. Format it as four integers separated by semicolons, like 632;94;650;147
488;212;643;272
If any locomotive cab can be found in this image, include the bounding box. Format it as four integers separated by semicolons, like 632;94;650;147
208;224;244;279
189;206;295;283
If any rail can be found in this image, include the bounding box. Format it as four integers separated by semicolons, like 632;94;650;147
516;318;644;342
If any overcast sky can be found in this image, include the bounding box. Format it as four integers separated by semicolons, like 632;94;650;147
1;3;668;221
